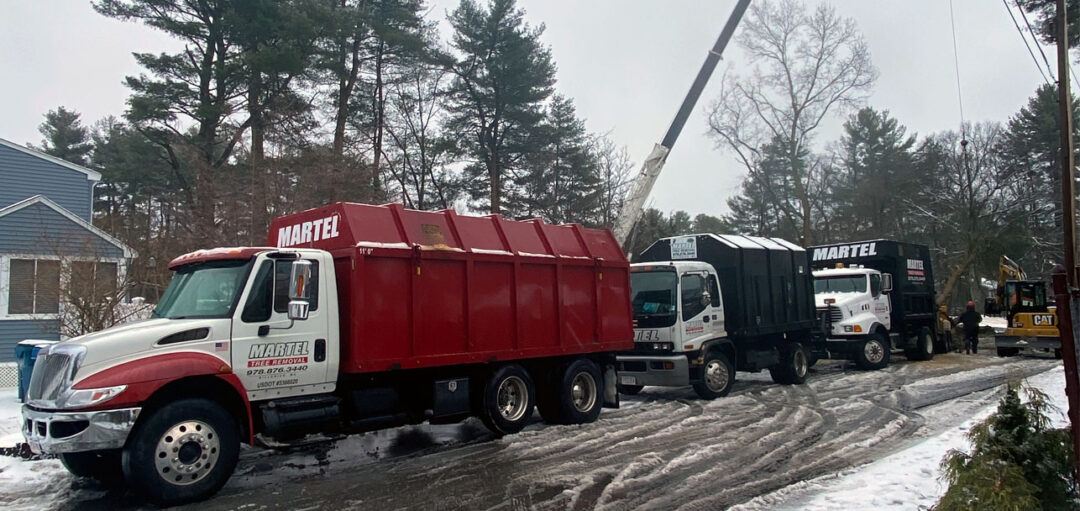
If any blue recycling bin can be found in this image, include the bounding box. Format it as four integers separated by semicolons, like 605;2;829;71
15;340;57;403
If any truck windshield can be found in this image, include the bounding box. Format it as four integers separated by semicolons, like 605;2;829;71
631;271;678;328
153;260;254;319
814;275;867;294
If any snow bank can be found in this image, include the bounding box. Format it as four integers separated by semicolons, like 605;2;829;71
732;365;1069;511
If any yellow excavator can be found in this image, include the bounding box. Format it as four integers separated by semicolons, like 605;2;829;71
986;256;1061;358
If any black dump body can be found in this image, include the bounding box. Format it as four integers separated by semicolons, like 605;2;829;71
638;234;817;340
809;240;936;335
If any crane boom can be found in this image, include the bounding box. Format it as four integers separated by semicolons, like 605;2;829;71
613;0;752;247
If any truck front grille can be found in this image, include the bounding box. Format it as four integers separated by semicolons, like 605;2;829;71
817;307;843;323
27;352;73;403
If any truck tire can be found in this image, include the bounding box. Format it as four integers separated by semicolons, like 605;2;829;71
855;332;890;370
906;327;935;361
479;364;535;436
769;342;809;385
617;384;644;396
997;347;1019;357
538;358;603;425
121;398;240;506
60;450;124;487
692;350;735;400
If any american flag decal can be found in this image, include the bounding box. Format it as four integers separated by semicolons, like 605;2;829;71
214;342;228;352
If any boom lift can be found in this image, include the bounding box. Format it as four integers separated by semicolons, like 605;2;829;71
613;0;752;248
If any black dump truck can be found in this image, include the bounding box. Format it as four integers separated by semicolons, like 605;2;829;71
809;240;943;369
617;234;826;399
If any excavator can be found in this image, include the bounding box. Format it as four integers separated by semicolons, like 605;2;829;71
987;256;1061;358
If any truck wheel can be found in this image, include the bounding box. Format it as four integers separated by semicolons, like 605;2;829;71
907;327;934;361
996;347;1019;357
769;342;809;385
855;333;890;370
479;364;535;436
692;350;735;400
60;450;124;487
122;398;240;506
540;359;603;425
617;384;644;396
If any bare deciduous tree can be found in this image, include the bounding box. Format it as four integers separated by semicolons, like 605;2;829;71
708;0;877;244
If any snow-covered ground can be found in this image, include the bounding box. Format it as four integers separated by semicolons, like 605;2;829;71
733;366;1070;511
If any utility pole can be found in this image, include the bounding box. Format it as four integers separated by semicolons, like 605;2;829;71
1054;0;1080;484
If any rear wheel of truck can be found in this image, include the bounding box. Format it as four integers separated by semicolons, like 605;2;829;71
479;364;536;436
996;347;1019;357
855;332;890;370
617;384;644;395
906;327;935;361
60;450;124;487
537;359;603;425
122;398;240;506
692;350;735;400
770;342;809;385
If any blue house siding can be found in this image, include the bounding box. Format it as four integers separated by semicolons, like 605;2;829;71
0;319;59;363
0;203;125;258
0;142;94;221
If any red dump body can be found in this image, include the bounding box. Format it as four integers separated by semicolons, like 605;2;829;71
267;203;634;375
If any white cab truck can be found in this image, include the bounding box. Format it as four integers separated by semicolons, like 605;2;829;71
810;240;941;370
616;234;826;399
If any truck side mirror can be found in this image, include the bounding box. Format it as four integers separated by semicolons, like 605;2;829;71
882;273;893;293
701;291;711;307
288;259;312;321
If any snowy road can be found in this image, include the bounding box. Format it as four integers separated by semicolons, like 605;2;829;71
0;352;1062;510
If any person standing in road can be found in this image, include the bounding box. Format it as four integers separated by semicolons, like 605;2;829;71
953;301;983;354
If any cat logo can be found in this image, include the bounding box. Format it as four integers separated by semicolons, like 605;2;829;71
1032;314;1055;327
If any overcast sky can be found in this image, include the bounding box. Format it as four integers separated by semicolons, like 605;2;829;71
0;0;1060;219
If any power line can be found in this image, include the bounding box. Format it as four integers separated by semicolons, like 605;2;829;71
1016;0;1057;81
949;0;967;134
1003;0;1053;85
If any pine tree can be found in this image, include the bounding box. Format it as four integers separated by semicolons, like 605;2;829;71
36;106;92;166
936;382;1077;511
516;95;599;224
445;0;556;215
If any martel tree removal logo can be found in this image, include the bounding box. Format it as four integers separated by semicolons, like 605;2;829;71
248;341;310;367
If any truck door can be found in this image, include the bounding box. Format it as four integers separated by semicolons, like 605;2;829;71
681;273;718;342
232;256;334;397
870;273;891;330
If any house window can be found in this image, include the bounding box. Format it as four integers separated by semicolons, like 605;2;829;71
8;259;61;314
70;261;119;298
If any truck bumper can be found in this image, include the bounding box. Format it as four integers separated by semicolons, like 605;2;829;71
824;336;866;353
615;354;689;387
22;405;141;454
995;335;1060;350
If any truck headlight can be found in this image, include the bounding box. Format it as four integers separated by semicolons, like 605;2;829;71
844;325;854;332
58;385;128;409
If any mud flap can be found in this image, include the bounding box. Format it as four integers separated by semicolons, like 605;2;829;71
603;363;620;408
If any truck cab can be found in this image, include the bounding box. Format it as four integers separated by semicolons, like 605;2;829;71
617;261;727;396
813;267;894;368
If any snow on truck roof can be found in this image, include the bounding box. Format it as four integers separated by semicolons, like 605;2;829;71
168;247;272;270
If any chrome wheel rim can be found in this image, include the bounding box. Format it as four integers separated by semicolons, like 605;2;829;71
865;340;885;364
570;372;598;413
154;420;219;486
924;335;933;354
794;349;808;378
497;376;529;421
705;360;729;392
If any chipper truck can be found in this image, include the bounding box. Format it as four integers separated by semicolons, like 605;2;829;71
616;234;825;399
810;240;941;370
21;202;634;505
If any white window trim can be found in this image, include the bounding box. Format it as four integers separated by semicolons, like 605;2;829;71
0;253;128;321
